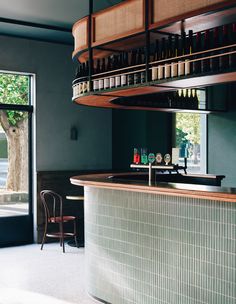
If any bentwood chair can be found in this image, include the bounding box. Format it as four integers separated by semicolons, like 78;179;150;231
40;190;78;253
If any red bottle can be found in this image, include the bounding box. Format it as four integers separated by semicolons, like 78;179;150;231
133;148;140;164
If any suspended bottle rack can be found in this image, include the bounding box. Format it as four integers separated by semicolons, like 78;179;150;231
71;0;236;113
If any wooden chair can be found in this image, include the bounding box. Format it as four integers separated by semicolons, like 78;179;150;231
40;190;78;252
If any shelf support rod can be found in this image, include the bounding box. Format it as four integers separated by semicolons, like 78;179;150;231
145;0;150;82
88;0;93;92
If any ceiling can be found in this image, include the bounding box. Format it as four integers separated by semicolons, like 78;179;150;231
0;0;123;45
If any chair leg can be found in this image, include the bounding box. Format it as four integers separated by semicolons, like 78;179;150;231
41;223;48;250
74;220;79;248
60;222;65;253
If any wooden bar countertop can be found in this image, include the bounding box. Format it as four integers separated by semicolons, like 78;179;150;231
70;172;236;203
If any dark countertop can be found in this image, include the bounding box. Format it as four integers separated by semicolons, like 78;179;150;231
70;172;236;203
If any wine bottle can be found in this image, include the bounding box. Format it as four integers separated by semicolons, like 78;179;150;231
210;27;220;72
220;25;229;71
185;30;193;75
113;55;121;87
201;30;210;73
165;37;172;78
178;31;186;77
193;89;199;109
109;56;115;88
103;57;109;90
134;49;142;84
193;32;202;74
158;38;166;80
152;40;159;80
121;52;127;87
128;50;136;85
93;60;99;91
75;64;81;79
171;35;179;78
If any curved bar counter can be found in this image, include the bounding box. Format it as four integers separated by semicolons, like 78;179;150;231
71;173;236;304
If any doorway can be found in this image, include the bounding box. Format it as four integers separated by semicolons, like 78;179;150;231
0;72;34;247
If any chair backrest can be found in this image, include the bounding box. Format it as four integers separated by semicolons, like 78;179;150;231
40;190;63;222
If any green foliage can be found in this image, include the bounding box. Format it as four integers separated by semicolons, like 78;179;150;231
176;127;188;147
0;73;29;126
176;113;200;145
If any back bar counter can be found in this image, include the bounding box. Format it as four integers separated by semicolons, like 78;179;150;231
71;173;236;304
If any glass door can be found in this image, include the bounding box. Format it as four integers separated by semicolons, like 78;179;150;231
0;72;33;247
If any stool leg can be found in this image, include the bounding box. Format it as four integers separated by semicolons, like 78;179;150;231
59;222;65;253
41;222;48;250
74;220;79;248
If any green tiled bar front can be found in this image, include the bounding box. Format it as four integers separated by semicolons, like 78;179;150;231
84;187;236;304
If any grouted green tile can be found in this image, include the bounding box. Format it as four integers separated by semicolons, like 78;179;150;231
85;187;236;304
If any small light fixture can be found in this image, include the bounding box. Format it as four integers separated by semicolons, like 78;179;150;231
70;126;78;140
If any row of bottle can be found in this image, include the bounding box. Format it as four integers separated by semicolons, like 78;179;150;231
93;70;146;91
72;80;89;97
152;23;236;80
113;89;200;109
75;49;145;80
73;22;236;94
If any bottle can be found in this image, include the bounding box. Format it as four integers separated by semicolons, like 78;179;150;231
75;64;81;79
93;60;99;91
128;50;136;85
185;30;193;75
160;38;166;60
109;56;115;89
121;52;128;86
201;30;210;73
136;48;143;83
99;58;105;90
192;89;199;109
178;31;186;77
179;89;186;108
114;55;121;87
210;27;220;72
141;70;146;83
176;89;182;108
167;35;173;58
101;58;106;72
171;35;179;78
193;32;202;74
133;148;140;164
158;38;166;80
104;56;110;89
132;49;140;84
81;62;88;93
152;40;159;80
155;39;160;61
220;24;229;71
141;148;148;164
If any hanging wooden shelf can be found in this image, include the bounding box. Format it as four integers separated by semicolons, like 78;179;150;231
72;0;236;62
72;0;236;112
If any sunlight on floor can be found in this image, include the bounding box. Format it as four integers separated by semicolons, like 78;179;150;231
0;288;76;304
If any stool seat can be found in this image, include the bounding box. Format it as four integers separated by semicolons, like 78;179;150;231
66;196;84;200
49;215;76;223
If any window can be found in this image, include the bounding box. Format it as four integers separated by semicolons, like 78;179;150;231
175;90;207;174
0;72;33;217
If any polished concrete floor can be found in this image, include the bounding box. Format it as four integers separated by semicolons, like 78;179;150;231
0;243;99;304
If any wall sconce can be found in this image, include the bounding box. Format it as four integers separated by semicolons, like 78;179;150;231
70;126;78;140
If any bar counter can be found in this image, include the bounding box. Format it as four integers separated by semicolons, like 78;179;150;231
71;172;236;304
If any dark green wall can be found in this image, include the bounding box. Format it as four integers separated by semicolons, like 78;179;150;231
208;83;236;187
112;109;172;170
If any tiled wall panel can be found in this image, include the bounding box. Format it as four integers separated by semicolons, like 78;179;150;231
84;187;236;304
